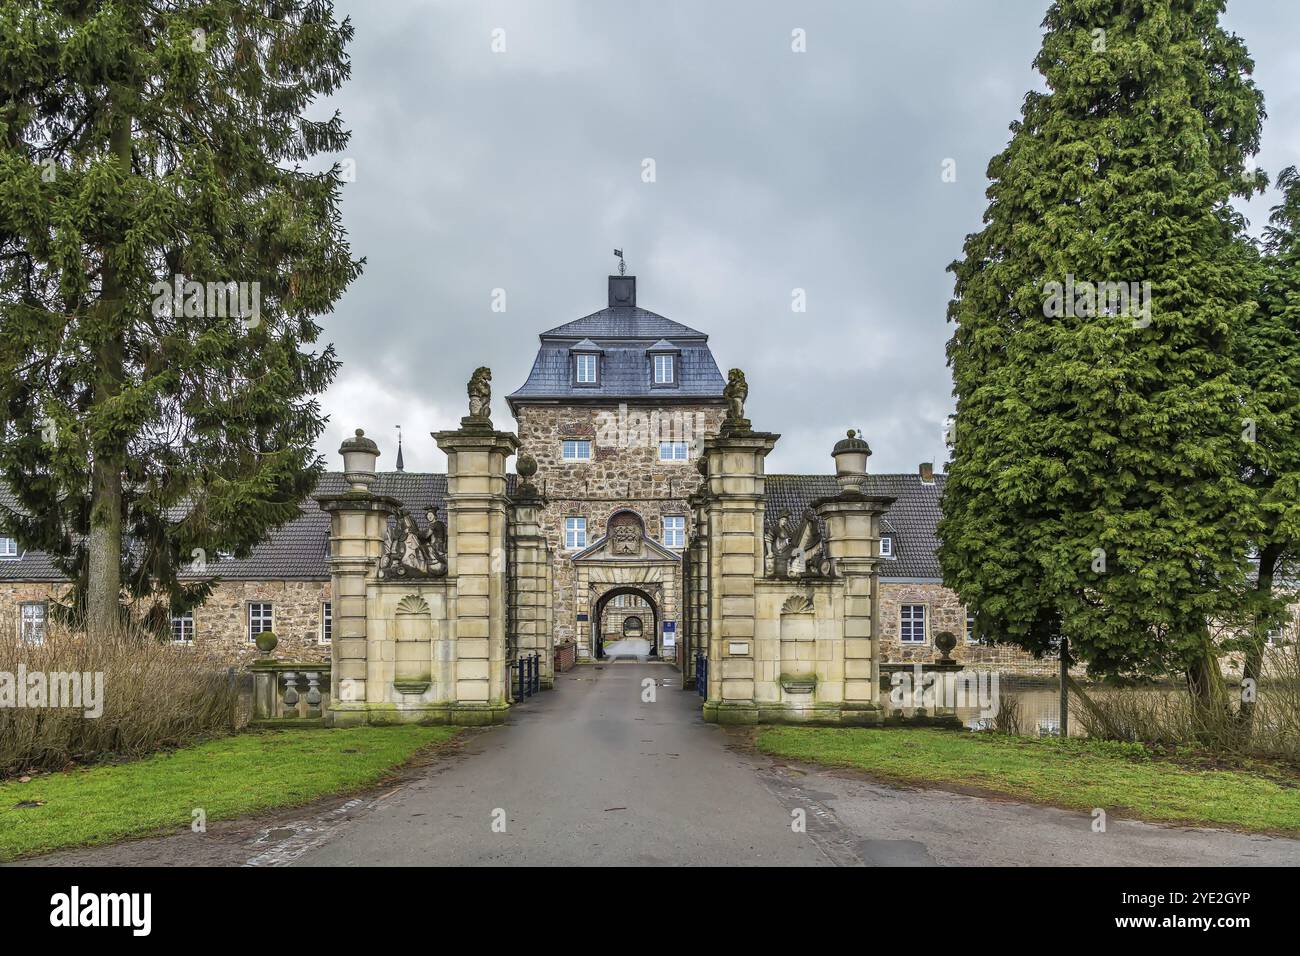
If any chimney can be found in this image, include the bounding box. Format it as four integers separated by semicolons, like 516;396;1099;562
608;274;636;308
919;461;934;484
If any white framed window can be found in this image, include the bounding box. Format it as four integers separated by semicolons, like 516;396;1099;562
171;610;195;643
653;353;675;384
900;604;927;644
658;440;689;461
564;516;587;550
615;594;626;607
575;353;598;384
562;439;592;461
247;602;274;642
20;602;47;645
0;536;17;558
663;515;686;548
879;536;894;559
966;610;977;643
320;602;333;644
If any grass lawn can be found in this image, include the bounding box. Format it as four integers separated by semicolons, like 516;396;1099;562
756;727;1300;835
0;725;457;862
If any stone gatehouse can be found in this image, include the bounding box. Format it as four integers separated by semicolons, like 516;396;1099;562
1;270;1081;703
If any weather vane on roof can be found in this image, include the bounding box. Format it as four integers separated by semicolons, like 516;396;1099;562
614;248;626;276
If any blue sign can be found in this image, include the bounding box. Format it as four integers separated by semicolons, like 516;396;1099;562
576;613;589;622
663;621;676;632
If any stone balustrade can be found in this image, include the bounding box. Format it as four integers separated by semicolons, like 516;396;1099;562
250;660;333;725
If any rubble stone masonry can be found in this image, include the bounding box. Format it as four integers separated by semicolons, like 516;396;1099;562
514;402;726;650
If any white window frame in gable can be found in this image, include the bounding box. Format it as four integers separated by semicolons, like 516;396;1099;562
247;602;274;642
900;604;927;644
562;439;593;461
0;536;17;559
575;352;598;384
653;353;675;384
658;440;689;461
879;536;894;559
19;601;47;645
320;601;333;644
663;515;686;549
171;610;195;644
564;516;587;550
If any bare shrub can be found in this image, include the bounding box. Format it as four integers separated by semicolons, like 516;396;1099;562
1073;665;1300;760
0;623;239;777
992;692;1022;736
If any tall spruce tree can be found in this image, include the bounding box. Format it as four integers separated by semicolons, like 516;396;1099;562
1235;166;1300;727
939;0;1264;706
0;1;360;634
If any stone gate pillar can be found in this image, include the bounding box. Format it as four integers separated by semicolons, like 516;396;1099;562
700;406;779;723
813;431;894;719
317;430;401;727
435;401;519;723
509;454;554;688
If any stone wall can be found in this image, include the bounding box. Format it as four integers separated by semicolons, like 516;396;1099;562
0;582;67;642
0;578;330;666
514;402;725;652
185;579;332;665
878;581;1062;677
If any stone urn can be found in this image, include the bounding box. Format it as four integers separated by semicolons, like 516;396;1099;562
339;428;380;492
934;630;957;665
831;429;871;494
255;630;279;657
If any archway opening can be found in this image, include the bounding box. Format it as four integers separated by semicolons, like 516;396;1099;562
594;586;659;660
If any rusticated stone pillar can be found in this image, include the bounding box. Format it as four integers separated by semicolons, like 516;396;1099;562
317;430;400;727
434;418;519;723
700;427;779;724
814;430;894;719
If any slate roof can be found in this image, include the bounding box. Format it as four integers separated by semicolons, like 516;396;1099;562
764;473;946;580
508;306;727;409
1;471;946;583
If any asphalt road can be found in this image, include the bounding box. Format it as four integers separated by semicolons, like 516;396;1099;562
17;661;1300;867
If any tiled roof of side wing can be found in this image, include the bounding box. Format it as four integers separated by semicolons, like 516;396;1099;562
0;473;453;583
764;473;946;580
1;472;946;583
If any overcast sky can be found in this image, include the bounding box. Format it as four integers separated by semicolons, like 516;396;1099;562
313;0;1300;476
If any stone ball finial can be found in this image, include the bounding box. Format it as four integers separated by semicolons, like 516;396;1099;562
517;453;538;479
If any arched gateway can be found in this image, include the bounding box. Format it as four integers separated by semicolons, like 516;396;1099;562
316;272;895;727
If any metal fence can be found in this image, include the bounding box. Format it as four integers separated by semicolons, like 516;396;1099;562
512;653;541;703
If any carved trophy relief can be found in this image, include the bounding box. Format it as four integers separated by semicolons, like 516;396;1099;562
378;506;448;579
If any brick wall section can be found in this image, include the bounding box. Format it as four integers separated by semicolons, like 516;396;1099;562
515;402;725;649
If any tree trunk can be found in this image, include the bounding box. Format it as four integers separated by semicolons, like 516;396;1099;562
85;104;131;638
1237;542;1283;736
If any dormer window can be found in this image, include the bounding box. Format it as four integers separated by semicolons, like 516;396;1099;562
647;340;680;389
0;536;17;559
571;339;602;387
879;536;894;559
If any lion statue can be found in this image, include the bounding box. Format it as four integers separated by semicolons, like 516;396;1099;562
723;367;748;424
467;366;492;420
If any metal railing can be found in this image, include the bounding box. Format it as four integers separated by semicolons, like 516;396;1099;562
695;652;707;697
513;652;541;702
